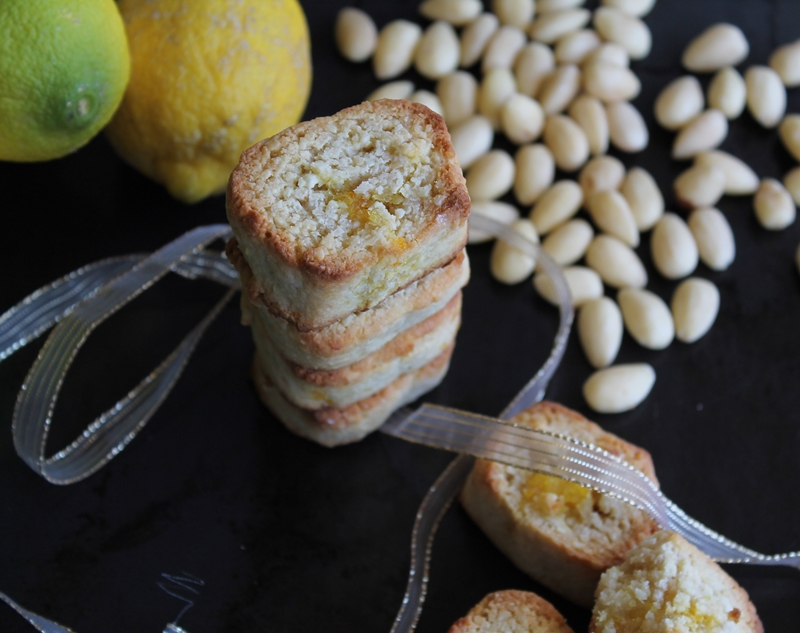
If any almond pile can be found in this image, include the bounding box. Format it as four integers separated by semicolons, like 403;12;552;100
335;2;800;414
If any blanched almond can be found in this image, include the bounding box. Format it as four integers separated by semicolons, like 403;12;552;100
367;80;415;101
578;297;623;368
437;71;478;127
469;201;520;243
479;67;517;128
415;21;460;79
490;218;539;283
501;94;546;144
536;0;586;13
543;114;590;171
583;62;641;102
538;0;587;11
460;12;500;67
537;64;582;114
779;114;800;162
514;42;557;96
745;66;786;129
651;213;699;279
783;167;800;206
672;109;728;160
753;178;796;230
492;0;536;29
482;25;528;71
707;67;746;119
586;190;640;247
450;115;495;169
554;29;602;65
373;20;422;79
530;179;584;234
671;278;720;343
593;7;652;60
654;76;704;131
466;149;516;201
583;42;630;68
770;40;800;87
541;218;595;265
620;167;664;231
568;94;609;155
606;100;648;153
420;0;483;25
585;234;647;288
534;265;603;306
578;155;625;196
674;164;726;209
410;90;444;116
335;8;378;63
692;150;757;196
600;0;656;17
687;207;735;271
583;364;656;413
529;9;592;44
514;144;556;205
618;288;675;350
682;23;749;72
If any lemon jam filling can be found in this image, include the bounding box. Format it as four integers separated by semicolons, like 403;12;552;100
521;472;593;518
331;190;410;252
258;111;444;253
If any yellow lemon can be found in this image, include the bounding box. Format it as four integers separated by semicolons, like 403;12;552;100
0;0;130;162
105;0;312;204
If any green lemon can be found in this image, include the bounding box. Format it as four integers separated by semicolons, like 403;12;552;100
0;0;130;162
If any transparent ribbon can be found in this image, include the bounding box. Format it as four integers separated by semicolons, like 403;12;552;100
2;219;798;633
382;214;800;633
383;213;574;633
383;404;800;565
6;224;238;485
0;591;76;633
0;251;238;363
0;589;187;633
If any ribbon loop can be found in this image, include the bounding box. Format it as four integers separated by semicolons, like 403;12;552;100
9;224;237;485
384;215;800;633
2;218;798;633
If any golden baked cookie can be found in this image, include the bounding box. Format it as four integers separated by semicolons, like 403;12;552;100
591;530;763;633
448;589;575;633
229;239;469;370
460;401;660;607
227;99;470;329
250;292;461;409
251;344;454;447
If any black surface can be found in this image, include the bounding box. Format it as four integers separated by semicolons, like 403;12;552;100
1;0;800;631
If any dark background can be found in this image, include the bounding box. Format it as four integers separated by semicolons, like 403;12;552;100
2;0;800;631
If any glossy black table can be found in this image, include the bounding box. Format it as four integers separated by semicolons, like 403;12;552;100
1;0;799;631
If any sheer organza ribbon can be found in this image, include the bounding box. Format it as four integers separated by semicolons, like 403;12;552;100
1;218;797;633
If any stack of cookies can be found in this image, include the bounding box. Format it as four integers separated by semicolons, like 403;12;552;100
226;100;470;446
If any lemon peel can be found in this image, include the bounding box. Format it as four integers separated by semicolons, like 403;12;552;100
0;0;130;162
106;0;312;204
